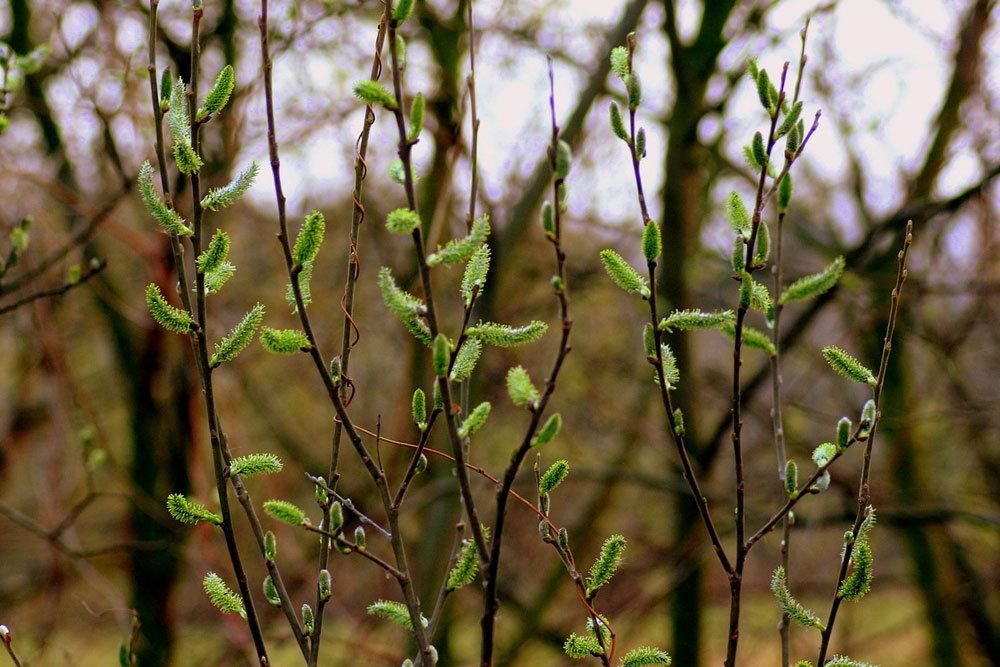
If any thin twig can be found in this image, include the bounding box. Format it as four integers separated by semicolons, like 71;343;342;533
0;259;106;316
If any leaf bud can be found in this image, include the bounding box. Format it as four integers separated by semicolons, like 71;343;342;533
354;525;367;551
264;531;277;561
318;569;332;601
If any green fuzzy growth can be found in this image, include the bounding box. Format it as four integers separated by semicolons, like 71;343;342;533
778;174;793;212
533;413;561;447
407;92;424;142
367;600;426;631
377;267;431;345
740;272;772;313
770;567;825;630
642;220;661;263
621;647;672;666
286;259;313;312
600;249;649;297
433;333;450;377
636;128;647;158
725;191;751;236
732;234;746;272
555;140;572;179
506;365;540;407
447;526;489;590
229;452;283;477
203;573;246;619
751;131;767;168
354;525;366;550
263;499;308;526
743;144;762;172
609;102;628;142
197;64;235;120
318;569;332;601
203;262;235;296
786;121;802;154
167;77;203;174
756;68;774;111
293;210;325;267
138;162;192;236
412;388;427;430
392;0;414;23
784;460;798;496
260;327;311;355
263;575;281;606
660;343;679;388
264;531;277;561
541;201;555;239
628;71;642;110
659;308;734;333
353;80;397;109
643;323;657;361
458;401;491;439
673;408;685;436
466;320;548;347
754;221;770;265
301;603;314;636
196;230;230;275
166;493;221;525
329;501;344;533
539;460;569;495
720;321;776;355
826;657;878;667
450;338;482;382
586;534;626;596
159;68;172;109
389;159;406;184
859;399;877;435
610;45;629;82
747;57;759;82
837;417;852;451
395;34;407;71
461;244;491;305
795;662;814;667
822;346;876;385
812;442;837;467
564;633;602;659
428;215;490;266
780;256;845;303
146;284;193;334
838;539;873;601
776;100;803;138
386;208;421;234
201;162;259;211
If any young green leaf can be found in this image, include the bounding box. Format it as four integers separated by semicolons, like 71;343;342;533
506;366;539;407
458;401;491;438
263;575;281;606
392;0;414;23
146;284;193;334
822;346;876;385
586;534;626;596
197;64;235;120
659;309;735;333
263;499;308;526
725;191;751;236
770;567;825;630
461;244;491;304
293;210;325;267
229;452;283;477
450;338;482;383
532;413;561;447
138;161;192;235
599;249;649;297
642;220;661;263
203;572;246;619
539;460;569;494
621;647;672;666
211;303;264;366
780;256;845;303
353;80;397;109
466;320;548;347
427;215;490;266
201;162;259;211
260;327;311;355
166;493;221;525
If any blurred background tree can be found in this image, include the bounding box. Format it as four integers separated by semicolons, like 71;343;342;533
0;0;998;665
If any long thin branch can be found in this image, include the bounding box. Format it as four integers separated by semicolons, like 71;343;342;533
817;222;913;665
0;259;106;316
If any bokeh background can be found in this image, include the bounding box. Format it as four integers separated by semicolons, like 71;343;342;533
1;0;998;665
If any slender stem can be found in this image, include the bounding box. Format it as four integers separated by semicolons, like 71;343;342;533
817;222;913;665
480;58;575;667
2;633;23;667
0;259;106;316
465;0;480;229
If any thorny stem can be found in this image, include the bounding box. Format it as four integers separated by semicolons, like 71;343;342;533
818;222;913;665
310;11;388;665
259;0;432;662
480;58;577;667
385;4;490;571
